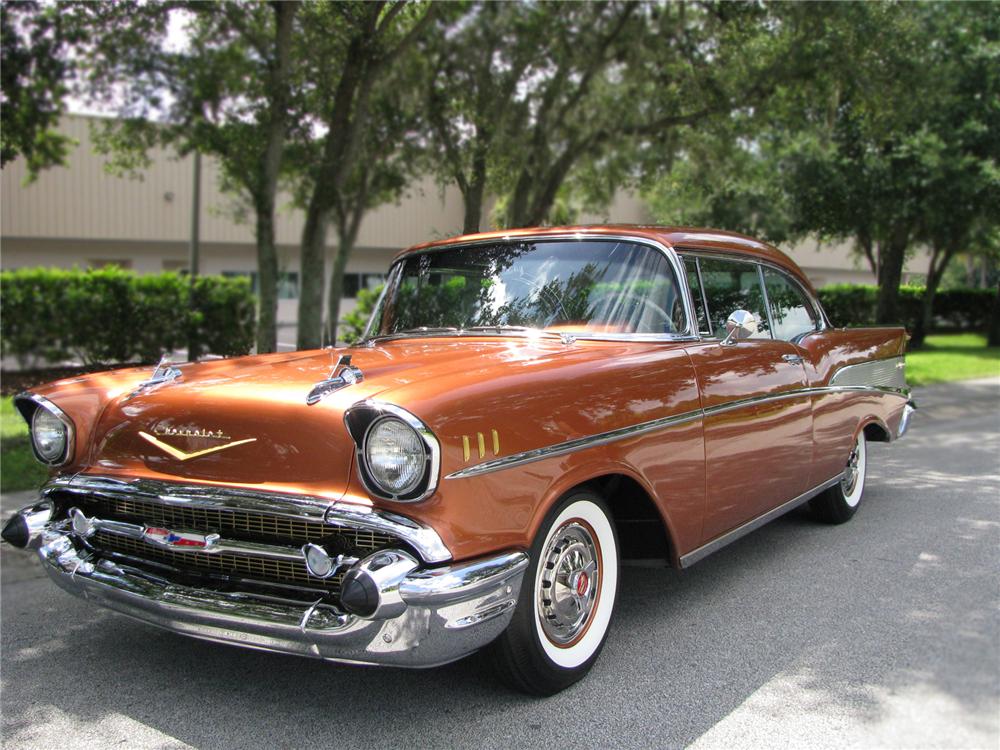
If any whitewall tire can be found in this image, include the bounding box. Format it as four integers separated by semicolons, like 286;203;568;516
811;431;868;524
489;489;620;695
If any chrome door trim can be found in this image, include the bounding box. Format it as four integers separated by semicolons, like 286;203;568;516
678;473;845;568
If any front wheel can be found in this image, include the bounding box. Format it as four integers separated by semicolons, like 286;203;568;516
810;430;868;524
489;489;620;695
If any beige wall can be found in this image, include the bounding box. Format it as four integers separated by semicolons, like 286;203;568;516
1;115;466;250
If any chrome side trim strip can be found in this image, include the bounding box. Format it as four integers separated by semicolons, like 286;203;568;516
42;475;453;564
678;473;844;568
446;407;704;479
445;384;909;480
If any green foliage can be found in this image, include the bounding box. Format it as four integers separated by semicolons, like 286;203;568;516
0;1;80;176
340;285;383;345
0;268;256;366
817;284;994;332
1;397;49;492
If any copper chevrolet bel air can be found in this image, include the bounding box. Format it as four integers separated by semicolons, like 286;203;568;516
3;226;916;695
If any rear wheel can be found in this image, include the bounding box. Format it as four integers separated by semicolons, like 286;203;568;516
810;430;867;524
489;489;620;695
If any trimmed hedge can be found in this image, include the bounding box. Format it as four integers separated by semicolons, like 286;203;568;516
1;267;256;367
817;284;995;331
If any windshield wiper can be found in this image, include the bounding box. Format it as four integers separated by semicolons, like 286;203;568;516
364;325;577;346
364;327;460;345
464;326;576;344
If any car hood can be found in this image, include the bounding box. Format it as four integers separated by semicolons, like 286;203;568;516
40;337;632;495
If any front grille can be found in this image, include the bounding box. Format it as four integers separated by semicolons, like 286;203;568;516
95;531;345;593
83;494;395;554
51;490;408;598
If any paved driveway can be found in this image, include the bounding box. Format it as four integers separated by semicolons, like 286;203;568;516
2;379;998;749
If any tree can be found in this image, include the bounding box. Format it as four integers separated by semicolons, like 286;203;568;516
909;2;1000;347
1;1;81;177
80;1;299;354
293;1;436;350
643;3;975;327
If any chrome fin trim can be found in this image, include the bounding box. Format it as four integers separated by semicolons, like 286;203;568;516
829;356;907;390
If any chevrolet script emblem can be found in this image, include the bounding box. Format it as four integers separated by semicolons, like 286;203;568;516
138;428;256;461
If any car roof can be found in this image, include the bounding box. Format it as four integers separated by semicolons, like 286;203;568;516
395;224;815;293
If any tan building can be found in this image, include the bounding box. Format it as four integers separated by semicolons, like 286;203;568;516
1;116;928;347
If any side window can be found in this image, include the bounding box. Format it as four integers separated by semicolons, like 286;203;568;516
697;257;771;339
762;267;819;341
682;256;712;336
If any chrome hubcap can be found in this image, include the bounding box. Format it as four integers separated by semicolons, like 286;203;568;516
842;439;861;495
538;521;600;645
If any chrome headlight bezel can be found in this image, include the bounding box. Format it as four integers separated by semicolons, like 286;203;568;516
15;393;75;467
344;402;440;503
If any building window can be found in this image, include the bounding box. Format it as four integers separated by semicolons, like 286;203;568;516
222;271;300;299
162;260;189;273
88;259;133;270
343;273;385;299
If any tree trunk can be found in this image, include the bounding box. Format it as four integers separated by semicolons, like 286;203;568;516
911;242;956;349
251;1;298;355
988;282;1000;347
326;225;357;346
296;197;329;350
254;206;280;354
874;228;908;325
463;168;486;234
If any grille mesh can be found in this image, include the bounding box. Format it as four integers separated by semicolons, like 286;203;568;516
94;531;344;592
86;495;395;553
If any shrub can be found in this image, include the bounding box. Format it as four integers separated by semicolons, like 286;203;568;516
340;284;383;345
817;283;994;332
0;267;257;366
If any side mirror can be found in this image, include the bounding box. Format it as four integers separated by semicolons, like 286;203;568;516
721;309;758;346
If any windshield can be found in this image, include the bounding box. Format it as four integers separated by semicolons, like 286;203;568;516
367;239;687;340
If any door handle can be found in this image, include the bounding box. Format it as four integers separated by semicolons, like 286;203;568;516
782;354;804;364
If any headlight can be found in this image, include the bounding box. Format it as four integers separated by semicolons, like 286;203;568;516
364;417;427;496
31;406;68;463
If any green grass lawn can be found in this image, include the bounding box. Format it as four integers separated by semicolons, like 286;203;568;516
1;397;49;493
906;333;1000;387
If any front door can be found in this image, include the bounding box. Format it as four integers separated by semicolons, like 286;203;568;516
682;254;814;543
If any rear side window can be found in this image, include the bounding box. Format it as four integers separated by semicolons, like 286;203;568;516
697;257;771;339
762;267;819;341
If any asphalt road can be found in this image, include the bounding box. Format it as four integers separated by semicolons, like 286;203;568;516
2;378;998;749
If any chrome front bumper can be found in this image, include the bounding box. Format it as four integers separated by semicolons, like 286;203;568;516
11;507;528;669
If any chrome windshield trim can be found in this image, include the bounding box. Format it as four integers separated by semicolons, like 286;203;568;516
42;474;452;564
362;233;697;345
445;384;910;480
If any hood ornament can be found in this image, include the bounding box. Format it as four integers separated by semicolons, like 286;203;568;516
125;354;183;400
306;354;364;405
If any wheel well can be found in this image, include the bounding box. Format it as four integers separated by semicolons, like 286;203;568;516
591;474;675;566
863;421;891;443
